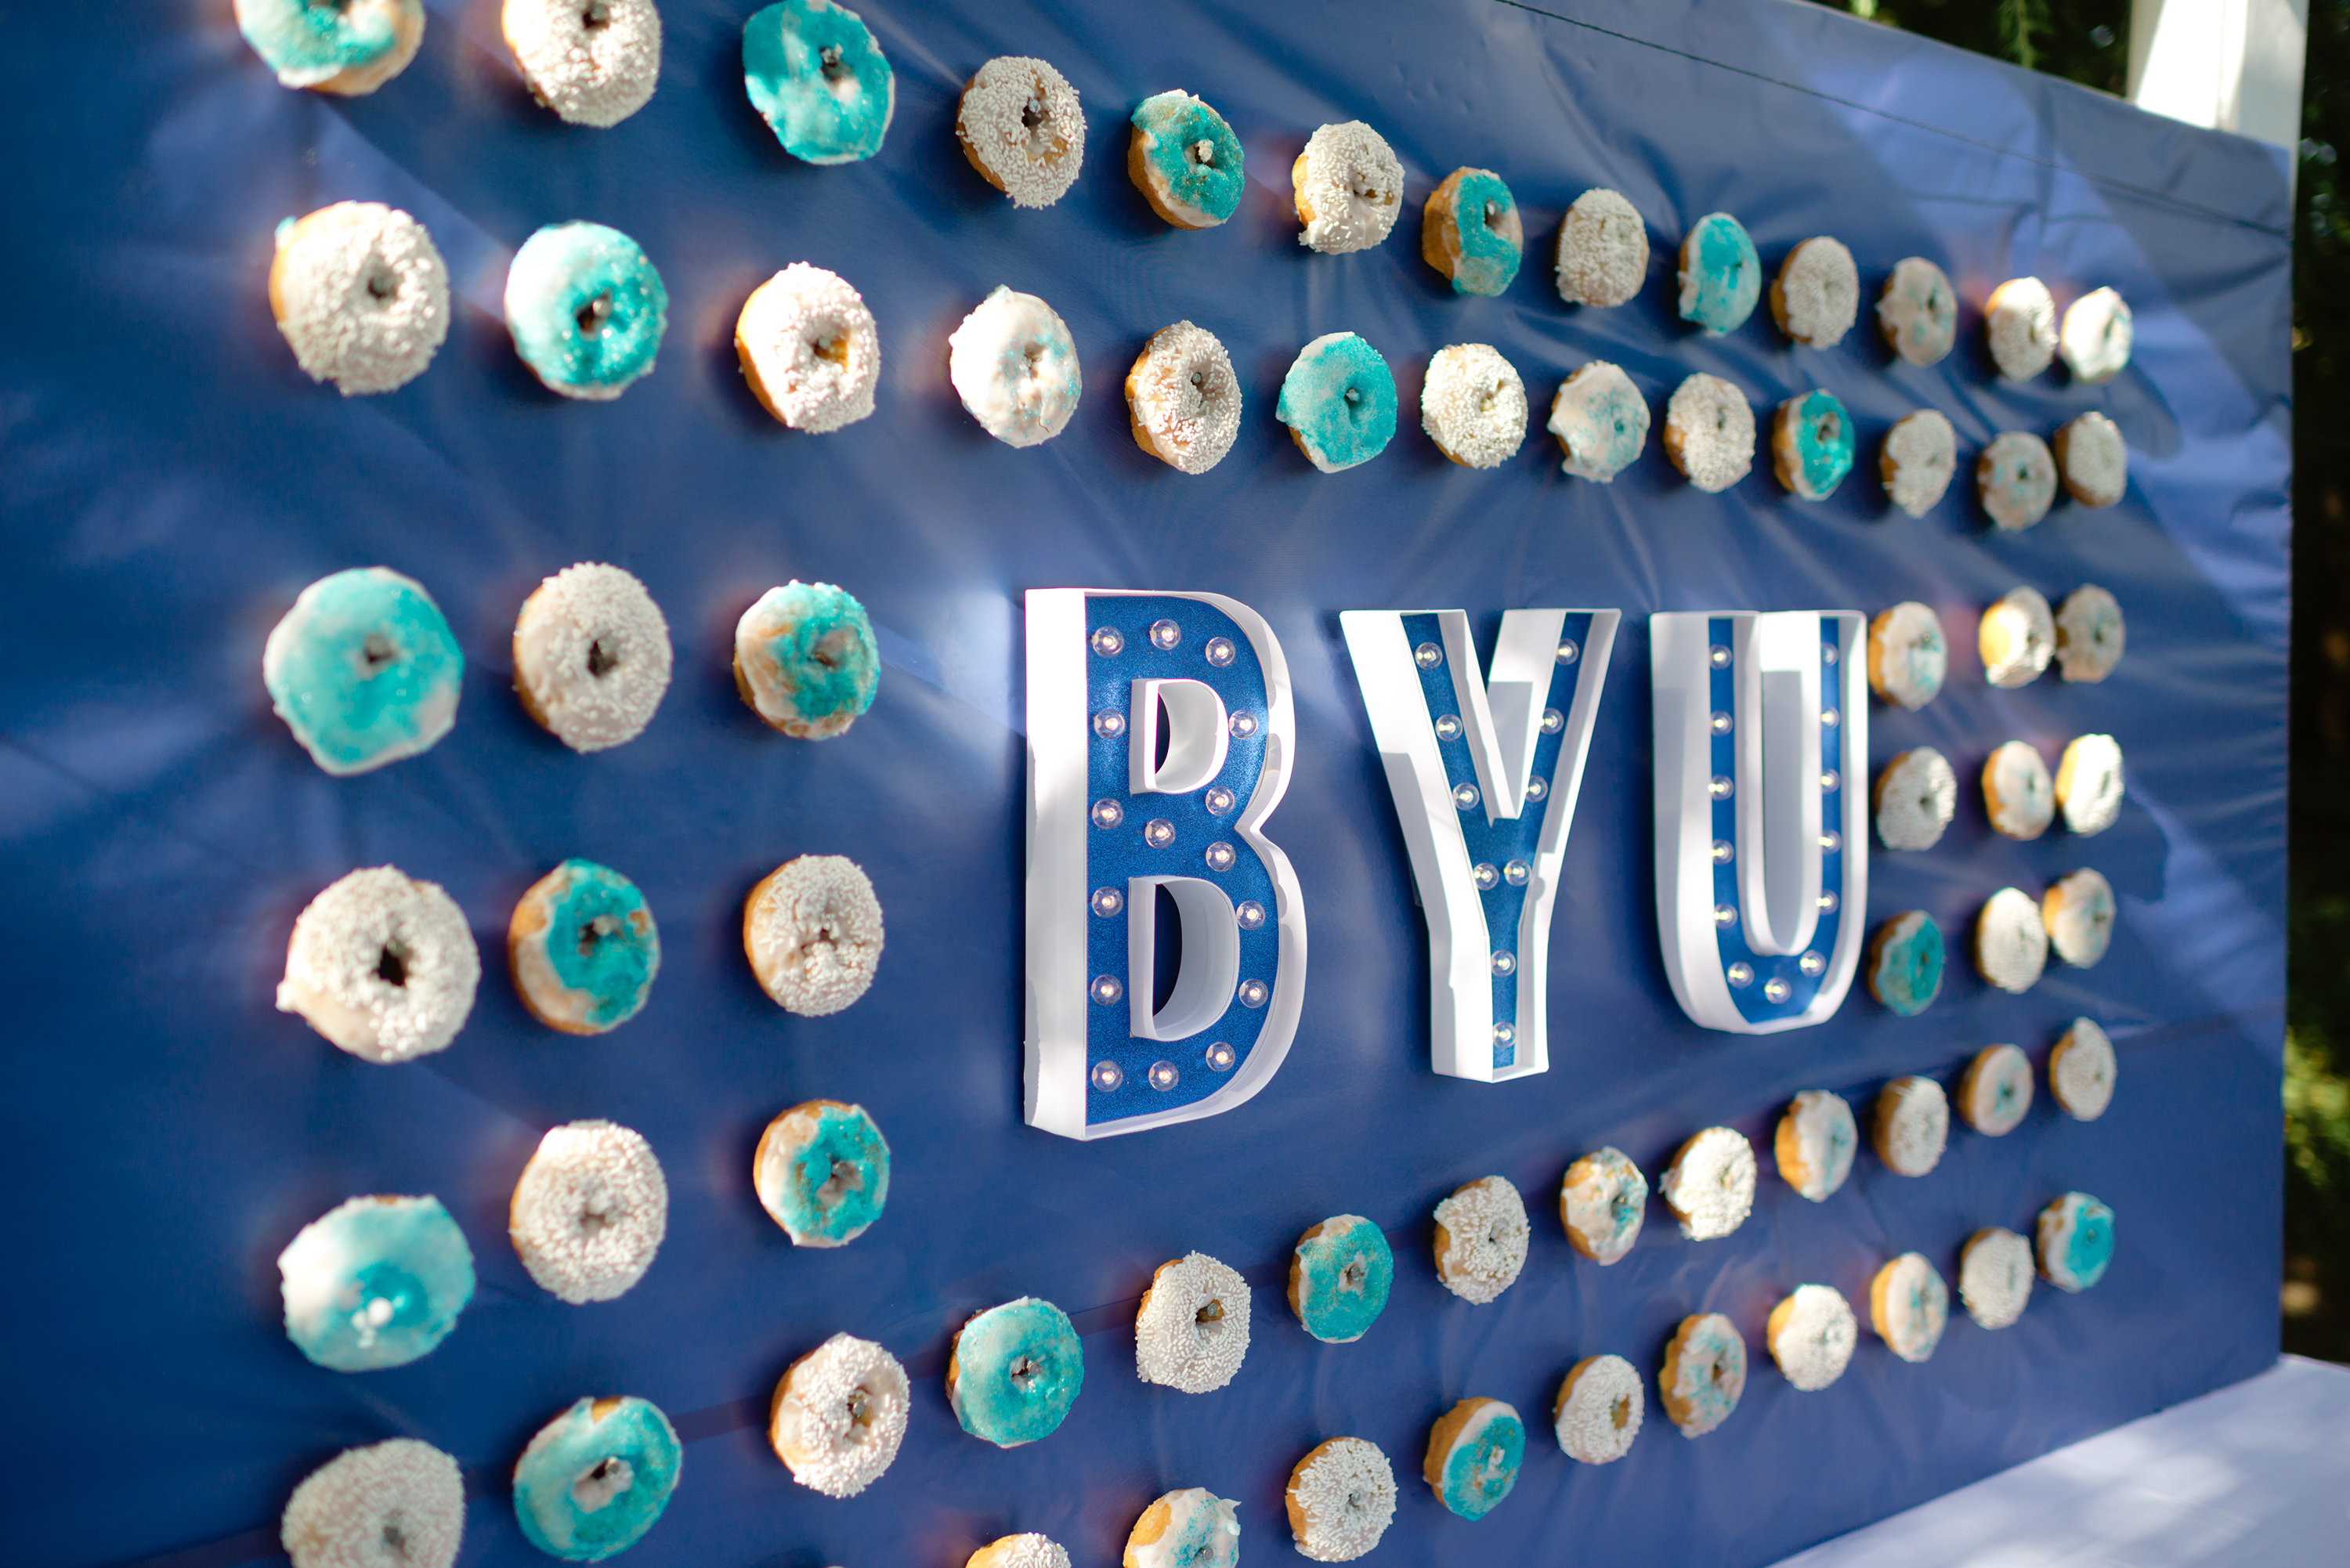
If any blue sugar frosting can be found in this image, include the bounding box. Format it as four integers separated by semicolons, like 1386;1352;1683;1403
950;1297;1084;1447
1869;912;1943;1017
265;567;462;776
770;1102;891;1243
235;0;405;86
1435;1403;1524;1520
1434;170;1522;297
1292;1216;1394;1343
513;1396;681;1561
1276;333;1397;473
523;861;660;1030
1785;389;1854;498
744;581;879;733
2049;1193;2115;1291
1677;211;1760;335
743;0;895;164
1130;92;1245;225
280;1195;475;1372
1670;1317;1745;1430
505;222;668;400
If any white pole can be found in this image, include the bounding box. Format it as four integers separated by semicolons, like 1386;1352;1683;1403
2129;0;2308;149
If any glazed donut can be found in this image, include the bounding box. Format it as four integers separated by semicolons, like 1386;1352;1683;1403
504;0;661;128
2037;1191;2116;1292
2055;410;2128;508
1977;431;2058;529
1135;1252;1252;1393
1881;409;1957;518
1980;586;2056;688
1774;1089;1857;1202
948;1296;1083;1447
1877;256;1958;366
1423;1397;1525;1520
513;1396;680;1560
1431;1176;1529;1303
2044;868;2117;967
1291;121;1403;255
1766;1284;1856;1392
735;581;880;739
236;0;424;95
1553;1354;1643;1463
2061;287;2133;383
2055;585;2126;683
1983;739;2055;840
269;204;449;396
1289;1215;1394;1343
2056;733;2125;835
1659;1313;1746;1437
279;1194;476;1372
1547;361;1650;482
1865;911;1945;1017
278;865;479;1063
1420;343;1528;468
1867;602;1947;711
743;854;885;1014
1874;750;1957;853
1869;1253;1949;1362
1676;211;1761;335
1421;168;1523;296
949;286;1083;446
1126;321;1241;475
1278;333;1398;472
513;562;672;752
2050;1017;2118;1120
1986;276;2058;381
743;0;895;164
1874;1075;1949;1176
957;56;1083;208
504;221;668;401
1663;372;1755;492
736;264;880;433
1555;187;1649;307
1661;1127;1755;1241
1560;1147;1648;1265
1976;887;2049;994
1285;1438;1397;1563
1957;1043;2034;1136
508;860;660;1034
1773;388;1856;500
1128;90;1244;229
971;1536;1071;1568
1124;1488;1239;1568
509;1119;667;1303
265;567;463;775
754;1099;891;1247
282;1439;465;1568
1958;1227;2034;1329
771;1333;909;1496
1770;237;1859;347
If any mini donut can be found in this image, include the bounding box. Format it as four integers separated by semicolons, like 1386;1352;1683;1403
1660;1127;1755;1241
1126;320;1242;475
1774;1089;1857;1202
1422;1397;1525;1520
1421;168;1523;296
1289;1215;1394;1343
277;865;479;1063
1873;1075;1948;1176
1986;276;2058;381
1547;361;1650;482
1979;586;2055;688
269;204;450;396
735;263;881;433
1676;211;1761;335
770;1332;909;1497
510;1120;667;1303
1976;887;2049;994
512;562;673;753
508;860;659;1034
2050;1017;2118;1119
1766;1284;1856;1391
1421;343;1529;468
957;56;1083;208
1877;257;1958;366
1977;431;2059;529
2055;586;2126;683
504;0;661;128
1770;237;1859;347
1285;1437;1397;1563
1874;750;1957;852
1773;388;1856;500
504;222;668;401
754;1099;891;1246
279;1194;476;1372
1135;1252;1252;1393
2055;410;2128;507
2037;1191;2116;1292
513;1396;680;1560
1663;372;1755;492
1956;1043;2034;1136
735;581;880;739
1958;1227;2034;1330
264;567;463;775
282;1439;465;1568
1431;1176;1530;1303
1553;1354;1643;1463
1658;1313;1746;1437
1869;1253;1949;1362
1278;332;1398;473
2061;287;2133;383
948;1296;1083;1447
743;854;885;1014
1127;90;1244;229
949;286;1083;446
743;0;895;164
1881;409;1958;518
1865;911;1945;1017
1982;739;2055;840
1560;1147;1648;1265
1867;602;1947;711
2044;868;2116;968
1123;1490;1239;1568
236;0;424;95
1555;187;1649;307
971;1536;1071;1568
1291;121;1403;255
2056;734;2125;835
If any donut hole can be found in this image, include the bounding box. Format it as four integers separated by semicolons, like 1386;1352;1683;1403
569;1455;634;1512
360;631;401;674
375;941;409;987
1007;1353;1040;1391
363;264;398;303
585;636;620;678
1610;1394;1632;1429
580;0;611;28
846;1386;874;1427
1707;1360;1726;1386
1188;139;1218;168
1812;410;1842;448
1482;201;1505;232
1343;1488;1368;1519
818;1157;864;1207
1194;1296;1228;1341
808;331;848;367
1339;1257;1368;1293
576;291;615;338
577;911;623;958
378;1518;408;1558
818;44;847;81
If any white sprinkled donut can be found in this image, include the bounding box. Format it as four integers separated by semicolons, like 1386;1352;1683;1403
509;1119;667;1304
969;1535;1070;1568
2055;411;2128;508
1548;360;1650;482
1658;1313;1746;1437
1976;887;2049;994
1874;747;1957;852
1421;343;1528;468
282;1437;465;1568
503;0;661;128
1771;237;1858;347
2056;733;2125;835
1660;1127;1755;1241
2044;868;2116;967
1553;1353;1643;1463
1979;586;2055;688
736;263;880;434
1126;320;1241;475
1774;1089;1857;1202
1560;1147;1648;1265
1877;256;1958;366
2055;586;2126;683
1555;187;1648;307
2061;287;2132;383
949;286;1083;448
1986;276;2057;381
278;866;479;1064
1291;121;1403;255
1663;372;1755;493
1135;1252;1251;1393
1983;739;2055;840
743;854;884;1016
269;203;450;397
1881;409;1957;518
1874;1076;1948;1177
512;562;672;753
770;1332;909;1498
1431;1176;1529;1303
956;56;1083;208
1869;1252;1949;1362
1766;1284;1856;1391
1868;602;1947;711
2050;1017;2118;1120
1977;431;2059;530
1285;1437;1397;1563
1957;1043;2034;1136
1958;1227;2034;1329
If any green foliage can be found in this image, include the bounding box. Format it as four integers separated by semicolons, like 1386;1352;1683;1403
1826;0;2130;94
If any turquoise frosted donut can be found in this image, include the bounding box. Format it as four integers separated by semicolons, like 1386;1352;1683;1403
1129;91;1245;229
1276;332;1397;474
1423;1397;1524;1520
513;1396;681;1561
1421;168;1523;297
1773;389;1855;500
1676;212;1760;334
508;860;660;1034
235;0;423;95
754;1099;891;1245
733;581;880;739
504;222;667;401
1289;1214;1394;1343
2037;1191;2115;1292
1865;911;1944;1017
948;1297;1084;1447
264;567;463;776
743;0;895;164
278;1195;476;1372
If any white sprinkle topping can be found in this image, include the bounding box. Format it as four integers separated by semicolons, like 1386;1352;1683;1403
2056;732;2125;834
281;1438;466;1568
1664;373;1754;493
1983;739;2054;840
1420;344;1528;469
501;0;660;128
1768;1284;1856;1390
1881;408;1955;518
1127;320;1241;475
509;1120;667;1303
1293;121;1402;254
1553;1353;1643;1462
1773;237;1858;346
1987;276;2057;381
1874;747;1956;852
736;262;880;433
1431;1176;1528;1303
1975;888;2048;994
1959;1227;2034;1329
277;866;479;1063
2057;410;2127;507
513;563;672;753
1979;586;2055;688
1875;1076;1947;1176
1135;1252;1252;1393
1958;1044;2034;1135
1660;1127;1755;1241
969;1534;1072;1568
2054;587;2127;685
1871;1253;1948;1360
957;56;1083;208
1287;1438;1396;1562
2061;287;2133;382
770;1333;909;1498
2050;1018;2117;1120
743;854;884;1016
1555;187;1647;306
273;203;450;396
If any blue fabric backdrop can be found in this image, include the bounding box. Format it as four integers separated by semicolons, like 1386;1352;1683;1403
0;1;2291;1565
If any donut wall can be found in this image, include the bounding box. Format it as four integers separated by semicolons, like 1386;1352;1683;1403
4;0;2291;1564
